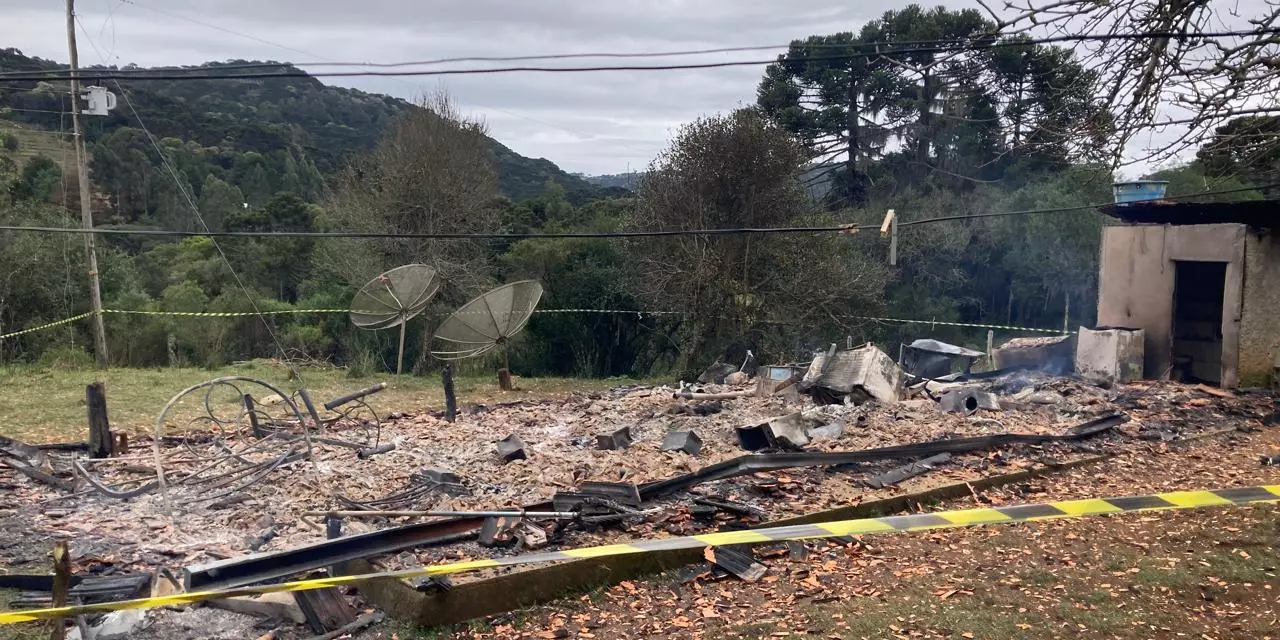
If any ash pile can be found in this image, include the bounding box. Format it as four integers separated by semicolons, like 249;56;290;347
1;334;1276;638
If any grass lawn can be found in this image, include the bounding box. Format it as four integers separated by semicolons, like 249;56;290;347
0;360;649;443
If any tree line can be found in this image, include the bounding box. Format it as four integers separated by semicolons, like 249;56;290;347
0;5;1274;377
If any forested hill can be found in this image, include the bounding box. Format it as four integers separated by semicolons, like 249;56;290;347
0;48;601;208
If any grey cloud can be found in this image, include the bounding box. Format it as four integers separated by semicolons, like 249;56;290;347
1;0;1212;175
4;0;861;173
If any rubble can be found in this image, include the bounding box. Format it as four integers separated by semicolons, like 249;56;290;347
496;434;528;462
703;546;767;583
735;413;819;451
802;343;902;405
1076;327;1144;383
0;361;1275;637
596;426;633;450
994;335;1074;374
577;481;643;507
806;420;845;442
902;339;986;379
938;388;1000;414
864;453;952;488
294;587;357;634
661;430;703;455
696;361;738;385
207;592;306;624
70;609;148;640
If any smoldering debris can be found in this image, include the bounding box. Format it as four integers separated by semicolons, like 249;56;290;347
1;363;1275;637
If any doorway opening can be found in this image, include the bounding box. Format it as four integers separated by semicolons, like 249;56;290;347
1171;261;1227;384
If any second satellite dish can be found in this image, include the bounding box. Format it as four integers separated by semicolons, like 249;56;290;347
349;264;440;374
431;280;543;389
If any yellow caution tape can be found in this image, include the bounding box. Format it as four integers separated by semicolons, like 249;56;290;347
1;308;1065;341
101;309;349;318
848;315;1067;334
0;312;96;341
1;484;1276;624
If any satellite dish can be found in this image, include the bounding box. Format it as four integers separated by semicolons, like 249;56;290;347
349;264;440;374
431;281;543;388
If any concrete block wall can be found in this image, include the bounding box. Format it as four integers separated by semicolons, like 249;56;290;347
1239;232;1280;387
1096;223;1245;386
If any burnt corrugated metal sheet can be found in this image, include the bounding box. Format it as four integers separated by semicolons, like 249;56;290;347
1099;200;1278;228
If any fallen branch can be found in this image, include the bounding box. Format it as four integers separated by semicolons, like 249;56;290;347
302;611;384;640
2;459;76;492
671;391;752;400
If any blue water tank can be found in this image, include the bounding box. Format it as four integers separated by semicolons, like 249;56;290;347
1112;181;1168;205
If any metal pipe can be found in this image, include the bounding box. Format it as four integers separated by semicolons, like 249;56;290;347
325;383;388;411
184;515;495;591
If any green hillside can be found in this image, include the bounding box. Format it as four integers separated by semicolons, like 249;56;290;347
0;47;600;211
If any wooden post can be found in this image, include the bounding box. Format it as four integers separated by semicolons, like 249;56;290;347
326;514;345;577
986;330;995;369
442;364;457;423
890;216;898;266
1062;293;1070;335
49;540;70;640
243;394;265;438
497;344;513;391
86;382;112;459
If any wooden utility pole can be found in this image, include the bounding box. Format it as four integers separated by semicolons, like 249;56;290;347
66;0;109;368
880;209;898;266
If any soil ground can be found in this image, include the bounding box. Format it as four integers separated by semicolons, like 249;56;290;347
1;370;1275;640
374;425;1280;640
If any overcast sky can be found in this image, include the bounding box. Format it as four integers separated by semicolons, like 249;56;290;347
0;0;990;175
2;0;1263;177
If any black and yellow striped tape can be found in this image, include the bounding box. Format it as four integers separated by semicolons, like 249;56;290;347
0;312;95;341
101;309;349;318
1;308;1066;341
1;484;1276;625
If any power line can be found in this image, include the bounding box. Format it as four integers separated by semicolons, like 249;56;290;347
73;14;303;382
3;28;1276;83
4;27;1275;78
105;0;661;161
2;183;1273;240
0;224;862;239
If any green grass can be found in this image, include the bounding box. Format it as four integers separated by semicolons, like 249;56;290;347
0;360;654;443
791;585;1035;639
0;591;44;640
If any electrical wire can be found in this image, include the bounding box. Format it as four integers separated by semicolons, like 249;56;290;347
2;28;1276;83
73;15;304;384
0;224;862;239
105;0;662;160
2;183;1274;240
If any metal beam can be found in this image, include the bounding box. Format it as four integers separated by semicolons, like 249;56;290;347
183;516;493;591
